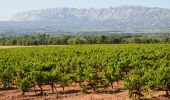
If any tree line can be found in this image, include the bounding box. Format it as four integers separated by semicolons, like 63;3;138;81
0;33;170;45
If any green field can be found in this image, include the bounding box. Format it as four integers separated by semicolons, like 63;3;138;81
0;44;170;99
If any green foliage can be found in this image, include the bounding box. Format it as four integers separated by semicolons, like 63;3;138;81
124;68;148;99
67;37;87;44
17;76;33;95
1;33;169;46
0;44;170;98
0;66;15;88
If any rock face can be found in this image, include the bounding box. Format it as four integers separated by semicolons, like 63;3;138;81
0;6;170;33
10;6;170;27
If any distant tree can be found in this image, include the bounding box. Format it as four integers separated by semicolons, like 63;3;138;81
161;37;170;43
96;34;106;44
107;35;121;44
67;37;87;44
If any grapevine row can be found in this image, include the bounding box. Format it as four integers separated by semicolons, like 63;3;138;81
0;44;169;99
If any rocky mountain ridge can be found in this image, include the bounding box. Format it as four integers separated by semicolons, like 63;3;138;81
1;6;170;33
10;6;170;26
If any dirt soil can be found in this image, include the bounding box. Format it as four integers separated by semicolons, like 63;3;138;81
0;82;169;100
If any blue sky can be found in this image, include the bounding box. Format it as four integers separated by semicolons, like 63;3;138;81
0;0;170;21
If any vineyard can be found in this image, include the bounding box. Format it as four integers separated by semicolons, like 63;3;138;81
0;44;170;100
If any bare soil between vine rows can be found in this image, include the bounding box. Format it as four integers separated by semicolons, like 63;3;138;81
0;82;169;100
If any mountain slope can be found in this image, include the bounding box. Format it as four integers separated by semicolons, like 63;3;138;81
1;6;170;33
10;6;170;26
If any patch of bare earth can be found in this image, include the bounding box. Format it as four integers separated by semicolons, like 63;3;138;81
0;82;169;100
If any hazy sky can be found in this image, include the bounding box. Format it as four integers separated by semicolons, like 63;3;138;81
0;0;170;21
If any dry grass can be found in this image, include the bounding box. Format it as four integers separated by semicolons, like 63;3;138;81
0;46;31;49
0;45;68;49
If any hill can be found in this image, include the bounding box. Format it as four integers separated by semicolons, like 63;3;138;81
1;6;170;33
